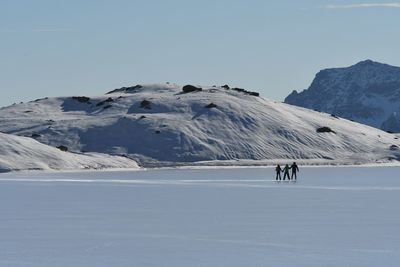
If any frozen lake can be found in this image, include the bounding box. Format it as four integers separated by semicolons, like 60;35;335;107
1;166;400;266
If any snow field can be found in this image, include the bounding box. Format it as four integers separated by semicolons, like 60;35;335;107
0;84;399;166
0;167;399;266
0;132;139;172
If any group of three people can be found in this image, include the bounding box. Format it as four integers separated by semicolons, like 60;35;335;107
275;162;299;181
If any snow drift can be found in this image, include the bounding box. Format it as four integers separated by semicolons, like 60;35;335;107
0;83;399;167
0;132;139;172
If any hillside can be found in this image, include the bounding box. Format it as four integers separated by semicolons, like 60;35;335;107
0;132;139;173
0;83;399;167
285;60;400;132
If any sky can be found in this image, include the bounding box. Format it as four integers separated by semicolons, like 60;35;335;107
1;0;400;107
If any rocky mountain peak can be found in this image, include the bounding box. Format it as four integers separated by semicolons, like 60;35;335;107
285;60;400;132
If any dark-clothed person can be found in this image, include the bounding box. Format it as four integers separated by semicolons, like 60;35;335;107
291;162;299;180
282;164;291;180
275;164;282;180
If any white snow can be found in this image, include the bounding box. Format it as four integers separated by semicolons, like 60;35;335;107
0;132;139;172
0;83;399;167
0;167;399;266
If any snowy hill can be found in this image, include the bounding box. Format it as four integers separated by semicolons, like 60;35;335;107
0;83;399;167
0;132;139;173
285;60;400;132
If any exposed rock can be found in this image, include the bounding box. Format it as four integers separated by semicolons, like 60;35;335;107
72;96;91;103
331;114;339;119
182;85;202;93
232;87;259;97
96;97;114;106
232;87;245;92
317;127;336;134
285;60;400;133
107;85;143;94
205;103;218;108
57;145;68;152
248;91;260;97
390;144;399;150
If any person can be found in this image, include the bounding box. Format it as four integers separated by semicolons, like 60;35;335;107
275;164;282;181
282;164;291;180
291;162;299;180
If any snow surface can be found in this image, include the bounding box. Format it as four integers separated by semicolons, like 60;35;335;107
0;132;139;172
0;83;399;167
0;167;400;266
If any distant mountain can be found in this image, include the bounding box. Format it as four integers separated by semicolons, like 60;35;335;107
0;132;138;173
285;60;400;133
0;83;399;167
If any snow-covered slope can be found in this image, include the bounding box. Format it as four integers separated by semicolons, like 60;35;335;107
285;60;400;132
0;132;139;172
0;83;399;166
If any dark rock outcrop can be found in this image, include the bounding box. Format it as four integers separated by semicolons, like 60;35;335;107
205;103;217;109
96;97;114;106
182;85;202;93
57;145;68;152
107;85;143;94
317;127;336;134
72;96;91;103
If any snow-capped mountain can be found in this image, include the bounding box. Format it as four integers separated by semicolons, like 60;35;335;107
0;83;399;167
285;60;400;132
0;132;138;172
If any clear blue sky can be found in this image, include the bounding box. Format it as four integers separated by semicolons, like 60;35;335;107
1;0;400;107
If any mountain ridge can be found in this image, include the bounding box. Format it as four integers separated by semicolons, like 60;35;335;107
285;60;400;132
0;83;399;167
